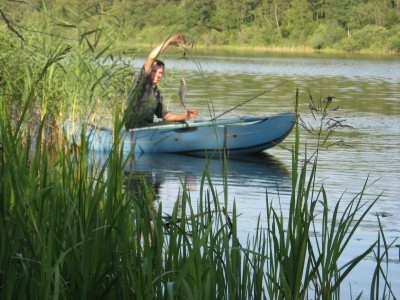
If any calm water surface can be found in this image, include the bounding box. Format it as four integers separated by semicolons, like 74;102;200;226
128;52;400;298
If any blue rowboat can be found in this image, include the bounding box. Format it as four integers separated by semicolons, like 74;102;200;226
81;112;295;156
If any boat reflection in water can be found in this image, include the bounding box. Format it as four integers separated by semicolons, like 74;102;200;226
122;152;292;215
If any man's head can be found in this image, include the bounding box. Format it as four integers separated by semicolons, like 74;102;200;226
151;60;165;85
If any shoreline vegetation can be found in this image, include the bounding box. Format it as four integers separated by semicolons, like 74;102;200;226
192;44;400;55
127;38;400;56
126;42;400;58
2;1;400;57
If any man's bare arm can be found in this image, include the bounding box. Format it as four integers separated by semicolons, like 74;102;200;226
143;34;186;73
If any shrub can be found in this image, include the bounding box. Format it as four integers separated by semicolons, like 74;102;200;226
309;22;347;50
387;24;400;52
340;25;389;52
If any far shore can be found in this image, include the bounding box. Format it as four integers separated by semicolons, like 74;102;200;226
121;41;400;57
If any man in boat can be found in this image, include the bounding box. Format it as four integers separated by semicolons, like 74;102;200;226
125;34;199;129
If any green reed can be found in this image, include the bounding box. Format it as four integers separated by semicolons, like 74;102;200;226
1;81;396;299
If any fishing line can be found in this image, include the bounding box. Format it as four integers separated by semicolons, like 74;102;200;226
210;80;289;121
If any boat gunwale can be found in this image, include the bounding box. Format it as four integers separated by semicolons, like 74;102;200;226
127;113;295;133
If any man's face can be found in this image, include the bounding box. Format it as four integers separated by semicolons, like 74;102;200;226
151;65;164;85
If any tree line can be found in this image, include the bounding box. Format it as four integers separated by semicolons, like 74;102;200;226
1;0;400;53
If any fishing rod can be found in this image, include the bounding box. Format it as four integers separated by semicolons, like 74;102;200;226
210;80;288;121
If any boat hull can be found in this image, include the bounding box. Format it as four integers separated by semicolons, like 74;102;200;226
85;113;295;156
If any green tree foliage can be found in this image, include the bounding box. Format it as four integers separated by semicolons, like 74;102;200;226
184;0;215;28
349;2;389;29
322;0;365;29
284;0;313;40
213;0;242;30
1;0;399;52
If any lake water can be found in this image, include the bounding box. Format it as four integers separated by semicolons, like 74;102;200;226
128;51;400;298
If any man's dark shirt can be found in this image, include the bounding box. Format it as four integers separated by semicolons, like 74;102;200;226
125;67;168;129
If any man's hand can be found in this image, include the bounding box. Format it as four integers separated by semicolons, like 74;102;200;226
186;108;199;120
169;34;186;46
